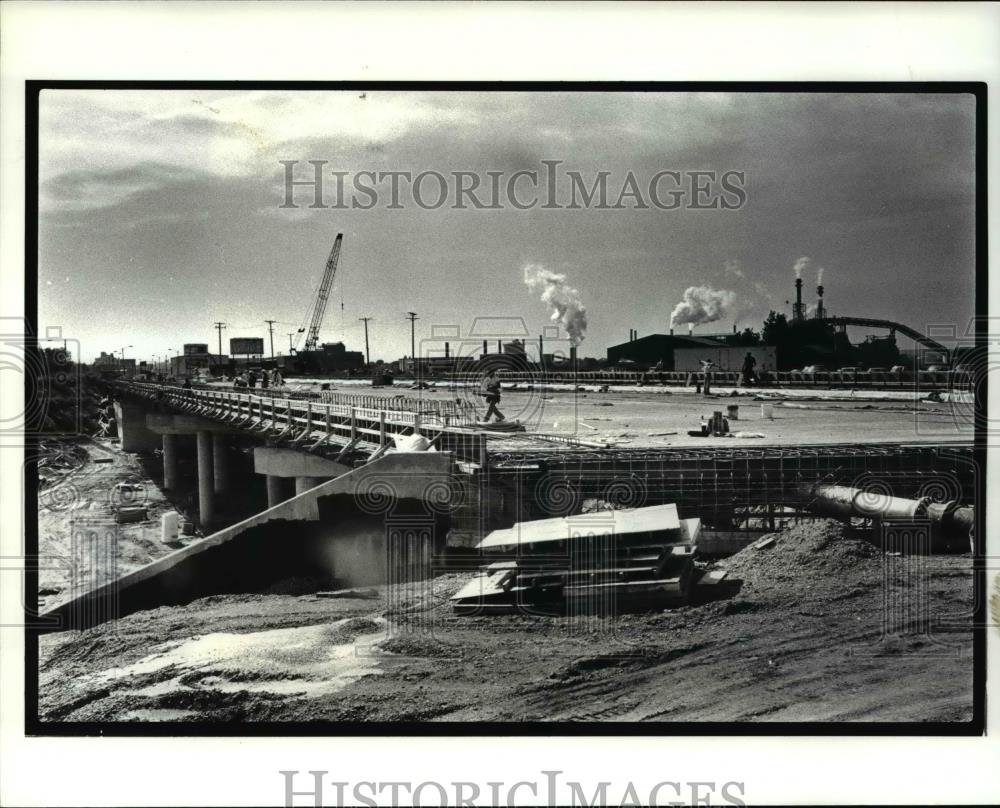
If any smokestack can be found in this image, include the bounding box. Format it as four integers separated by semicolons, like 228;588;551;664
793;277;804;322
482;339;488;355
538;334;544;361
670;328;674;336
733;322;737;334
570;345;577;372
688;324;693;336
444;341;450;358
816;284;825;319
634;329;638;341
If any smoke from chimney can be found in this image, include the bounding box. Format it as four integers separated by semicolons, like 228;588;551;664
793;256;813;280
670;286;737;330
523;264;588;346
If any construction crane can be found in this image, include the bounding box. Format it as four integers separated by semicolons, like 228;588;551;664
297;233;343;352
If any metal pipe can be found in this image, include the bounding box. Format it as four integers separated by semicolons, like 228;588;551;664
801;483;973;546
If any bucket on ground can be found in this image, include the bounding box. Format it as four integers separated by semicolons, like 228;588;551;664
161;510;179;543
761;403;774;420
727;404;739;420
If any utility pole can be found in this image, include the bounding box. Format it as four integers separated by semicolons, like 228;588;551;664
213;321;226;366
264;319;277;358
358;317;373;365
405;312;419;378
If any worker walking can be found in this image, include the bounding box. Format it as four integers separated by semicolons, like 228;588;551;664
699;359;714;396
742;352;757;387
480;369;505;423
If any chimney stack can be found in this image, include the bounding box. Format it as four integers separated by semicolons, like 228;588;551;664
538;334;544;361
570;345;577;372
793;277;804;322
816;284;825;319
688;324;694;336
444;341;450;358
482;339;488;356
670;327;674;336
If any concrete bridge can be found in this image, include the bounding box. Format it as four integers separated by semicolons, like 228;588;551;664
112;381;491;532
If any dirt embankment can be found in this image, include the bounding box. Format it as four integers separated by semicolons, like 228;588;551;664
37;520;975;724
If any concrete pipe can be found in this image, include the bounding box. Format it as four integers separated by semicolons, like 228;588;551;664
802;483;974;549
804;484;930;521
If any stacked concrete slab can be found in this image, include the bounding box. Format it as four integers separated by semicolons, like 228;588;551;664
452;504;701;614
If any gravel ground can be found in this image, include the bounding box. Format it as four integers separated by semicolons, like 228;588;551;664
37;520;975;724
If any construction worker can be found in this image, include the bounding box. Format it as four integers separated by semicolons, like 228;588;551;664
699;359;714;395
742;351;757;386
480;369;505;423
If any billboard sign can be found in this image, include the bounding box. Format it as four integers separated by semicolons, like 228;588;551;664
229;337;264;356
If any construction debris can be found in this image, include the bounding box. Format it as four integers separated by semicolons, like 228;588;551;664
452;504;701;614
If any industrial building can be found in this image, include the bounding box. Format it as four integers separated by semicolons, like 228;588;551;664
92;351;136;378
607;333;774;372
170;344;228;378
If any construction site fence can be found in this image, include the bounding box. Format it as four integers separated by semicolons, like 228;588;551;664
435;368;975;391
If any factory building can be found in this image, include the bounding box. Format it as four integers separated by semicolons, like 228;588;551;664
292;341;365;374
92;351;137;378
607;333;774;371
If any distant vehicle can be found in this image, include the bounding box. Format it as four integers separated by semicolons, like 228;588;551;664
926;365;945;372
889;365;906;374
801;364;827;373
867;367;887;373
838;366;862;373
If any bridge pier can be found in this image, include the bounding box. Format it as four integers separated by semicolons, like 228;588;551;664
147;413;238;530
113;400;161;452
295;476;327;496
254;447;351;507
213;433;230;494
161;434;178;491
197;431;215;529
266;475;289;508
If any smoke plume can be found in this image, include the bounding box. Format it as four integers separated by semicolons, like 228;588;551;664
523;264;588;346
793;256;813;280
817;266;825;286
670;286;737;329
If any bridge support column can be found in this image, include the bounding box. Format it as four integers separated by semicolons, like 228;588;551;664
213;433;230;494
196;431;215;529
266;475;287;508
295;476;327;496
162;434;178;490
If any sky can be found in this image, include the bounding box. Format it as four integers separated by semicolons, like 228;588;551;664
37;90;977;364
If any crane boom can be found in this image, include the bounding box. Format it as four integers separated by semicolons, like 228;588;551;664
302;233;343;352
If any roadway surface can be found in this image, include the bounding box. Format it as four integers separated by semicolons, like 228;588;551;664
201;378;973;450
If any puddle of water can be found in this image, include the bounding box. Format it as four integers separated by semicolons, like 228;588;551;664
97;619;386;700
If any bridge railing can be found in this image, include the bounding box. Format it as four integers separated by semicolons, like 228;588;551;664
117;381;489;464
